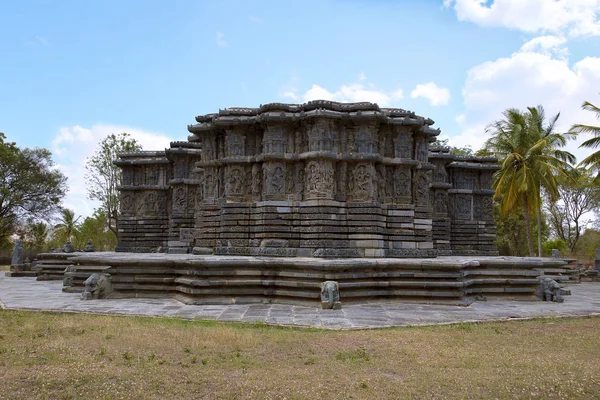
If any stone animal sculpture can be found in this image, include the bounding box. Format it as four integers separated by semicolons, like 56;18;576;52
536;277;564;303
320;281;342;309
81;273;113;300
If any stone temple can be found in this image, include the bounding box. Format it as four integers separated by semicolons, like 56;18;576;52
114;101;499;258
10;101;575;306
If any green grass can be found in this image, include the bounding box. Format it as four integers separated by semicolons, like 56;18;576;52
0;310;599;399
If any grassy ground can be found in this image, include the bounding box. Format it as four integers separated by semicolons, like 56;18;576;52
0;265;9;271
0;311;598;399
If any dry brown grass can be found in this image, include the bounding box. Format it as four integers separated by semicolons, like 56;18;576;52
0;311;598;400
0;265;9;271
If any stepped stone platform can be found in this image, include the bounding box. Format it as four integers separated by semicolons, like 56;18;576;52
63;252;570;306
1;274;598;330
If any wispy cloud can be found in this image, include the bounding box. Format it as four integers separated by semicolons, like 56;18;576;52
249;15;264;24
216;31;227;47
25;35;49;46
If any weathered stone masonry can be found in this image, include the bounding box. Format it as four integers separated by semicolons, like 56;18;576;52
115;101;498;257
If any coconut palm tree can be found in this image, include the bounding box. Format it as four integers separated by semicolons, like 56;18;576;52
484;106;576;256
570;99;600;181
28;220;49;250
54;208;81;243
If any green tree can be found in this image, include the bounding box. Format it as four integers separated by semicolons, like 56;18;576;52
78;210;117;251
25;220;50;250
0;132;67;244
484;106;575;256
432;138;474;156
85;133;142;236
53;208;81;244
545;167;600;254
570;98;600;181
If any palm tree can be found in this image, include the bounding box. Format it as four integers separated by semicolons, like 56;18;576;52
28;220;49;250
484;106;576;256
54;208;81;243
570;99;600;181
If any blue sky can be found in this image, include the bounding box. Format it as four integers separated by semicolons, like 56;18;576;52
1;0;600;217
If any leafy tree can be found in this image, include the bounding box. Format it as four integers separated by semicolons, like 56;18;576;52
545;167;600;254
432;139;474;156
569;98;600;181
53;208;80;244
25;219;50;250
78;210;117;251
494;205;549;257
0;132;67;244
85;133;142;236
484;106;575;256
574;228;600;260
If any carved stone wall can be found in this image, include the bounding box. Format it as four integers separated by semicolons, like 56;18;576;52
115;101;498;257
114;151;171;252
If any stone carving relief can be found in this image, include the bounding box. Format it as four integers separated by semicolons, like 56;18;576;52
251;163;262;200
355;128;375;153
413;172;429;205
455;172;476;190
434;163;447;183
204;172;216;199
225;132;245;157
480;172;493;189
122;169;134;186
415;137;428;162
348;163;372;201
474;196;494;221
394;168;411;198
264;126;287;154
435;191;447;214
305;161;334;199
307;119;337;153
202;135;216;161
121;193;134;214
225;167;244;197
454;194;472;219
158;192;168;215
175;161;187;179
173;187;187;213
393;133;412;159
143;192;158;215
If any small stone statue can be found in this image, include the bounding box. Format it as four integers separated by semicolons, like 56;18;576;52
83;239;95;252
320;281;342;309
63;265;74;288
551;249;560;258
536;277;564;303
81;273;113;300
62;241;75;253
11;239;23;266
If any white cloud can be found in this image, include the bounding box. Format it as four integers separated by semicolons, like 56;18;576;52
451;37;600;164
216;31;227;47
410;82;451;106
519;35;570;60
299;83;404;106
52;124;174;219
444;0;600;37
359;72;367;81
249;15;263;24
